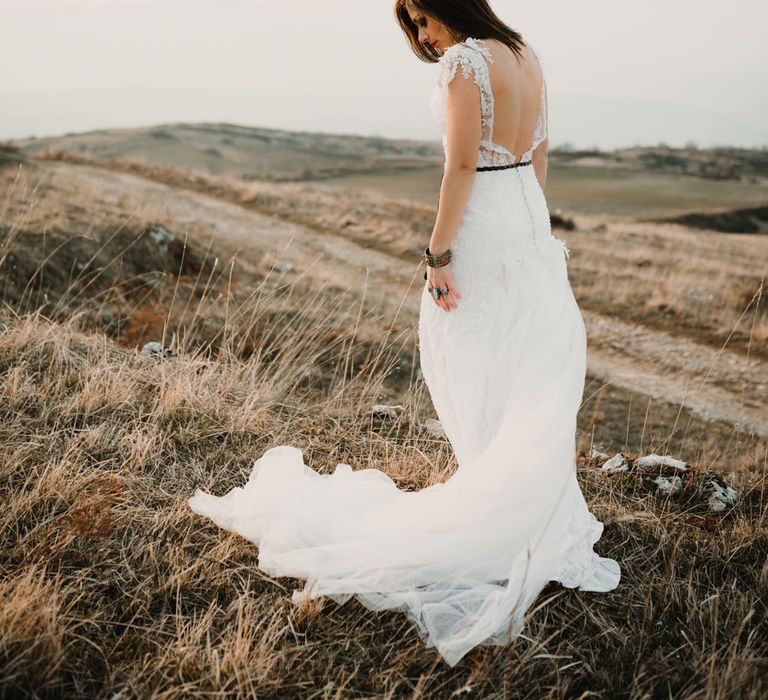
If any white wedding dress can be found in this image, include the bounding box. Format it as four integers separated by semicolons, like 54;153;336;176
188;37;620;667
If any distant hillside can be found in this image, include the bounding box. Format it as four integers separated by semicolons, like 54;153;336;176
9;123;768;185
554;144;768;182
10;122;444;182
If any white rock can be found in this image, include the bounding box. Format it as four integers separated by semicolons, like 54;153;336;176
698;478;737;513
371;404;405;419
599;453;629;473
633;453;688;471
422;418;446;438
140;341;173;359
687;288;717;301
650;475;682;495
273;262;294;272
147;224;175;255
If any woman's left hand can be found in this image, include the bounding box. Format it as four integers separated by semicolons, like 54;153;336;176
427;263;461;312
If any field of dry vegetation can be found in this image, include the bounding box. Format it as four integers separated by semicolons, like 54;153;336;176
1;131;766;698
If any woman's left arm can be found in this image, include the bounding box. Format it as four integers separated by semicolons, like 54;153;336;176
428;69;482;256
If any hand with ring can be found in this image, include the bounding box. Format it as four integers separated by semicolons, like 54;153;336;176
426;262;461;312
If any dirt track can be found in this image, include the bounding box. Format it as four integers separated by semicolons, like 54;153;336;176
41;161;768;444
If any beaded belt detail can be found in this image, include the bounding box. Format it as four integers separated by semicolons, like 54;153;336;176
476;160;532;172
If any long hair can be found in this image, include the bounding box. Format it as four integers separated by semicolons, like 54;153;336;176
394;0;526;63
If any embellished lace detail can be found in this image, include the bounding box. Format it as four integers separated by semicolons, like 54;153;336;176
525;47;548;163
438;38;496;166
430;37;548;169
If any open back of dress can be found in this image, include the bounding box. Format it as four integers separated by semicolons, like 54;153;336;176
430;37;548;168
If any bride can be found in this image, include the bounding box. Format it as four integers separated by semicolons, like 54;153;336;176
188;0;621;667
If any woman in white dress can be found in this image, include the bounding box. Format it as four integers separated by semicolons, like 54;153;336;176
188;0;621;667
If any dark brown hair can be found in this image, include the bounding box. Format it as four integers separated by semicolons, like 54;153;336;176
394;0;525;63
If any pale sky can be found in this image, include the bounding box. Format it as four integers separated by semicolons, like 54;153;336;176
1;0;767;149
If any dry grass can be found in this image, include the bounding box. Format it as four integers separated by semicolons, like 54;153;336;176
1;155;766;698
1;291;766;698
568;218;768;356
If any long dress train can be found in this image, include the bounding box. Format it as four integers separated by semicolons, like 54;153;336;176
188;37;621;667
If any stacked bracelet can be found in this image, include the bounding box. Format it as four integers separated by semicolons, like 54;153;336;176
423;246;452;268
422;245;452;280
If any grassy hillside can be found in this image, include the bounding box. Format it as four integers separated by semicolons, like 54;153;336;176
1;281;765;698
1;135;766;697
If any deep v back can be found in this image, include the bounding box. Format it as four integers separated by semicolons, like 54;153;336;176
430;37;548;168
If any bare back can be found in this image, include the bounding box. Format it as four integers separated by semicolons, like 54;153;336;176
432;37;548;171
482;39;546;162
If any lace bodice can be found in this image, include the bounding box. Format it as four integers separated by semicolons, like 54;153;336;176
429;37;548;169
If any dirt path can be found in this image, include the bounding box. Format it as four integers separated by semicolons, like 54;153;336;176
51;163;423;318
50;162;768;443
584;312;768;441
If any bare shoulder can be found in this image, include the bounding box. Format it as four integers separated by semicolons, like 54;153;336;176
480;37;535;64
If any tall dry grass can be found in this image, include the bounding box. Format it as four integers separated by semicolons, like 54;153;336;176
2;293;767;697
0;158;766;698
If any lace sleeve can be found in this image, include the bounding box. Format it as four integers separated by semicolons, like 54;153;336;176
533;76;548;150
436;40;495;143
530;47;548;152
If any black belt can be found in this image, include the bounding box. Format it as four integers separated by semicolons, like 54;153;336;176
436;159;532;202
476;160;532;171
